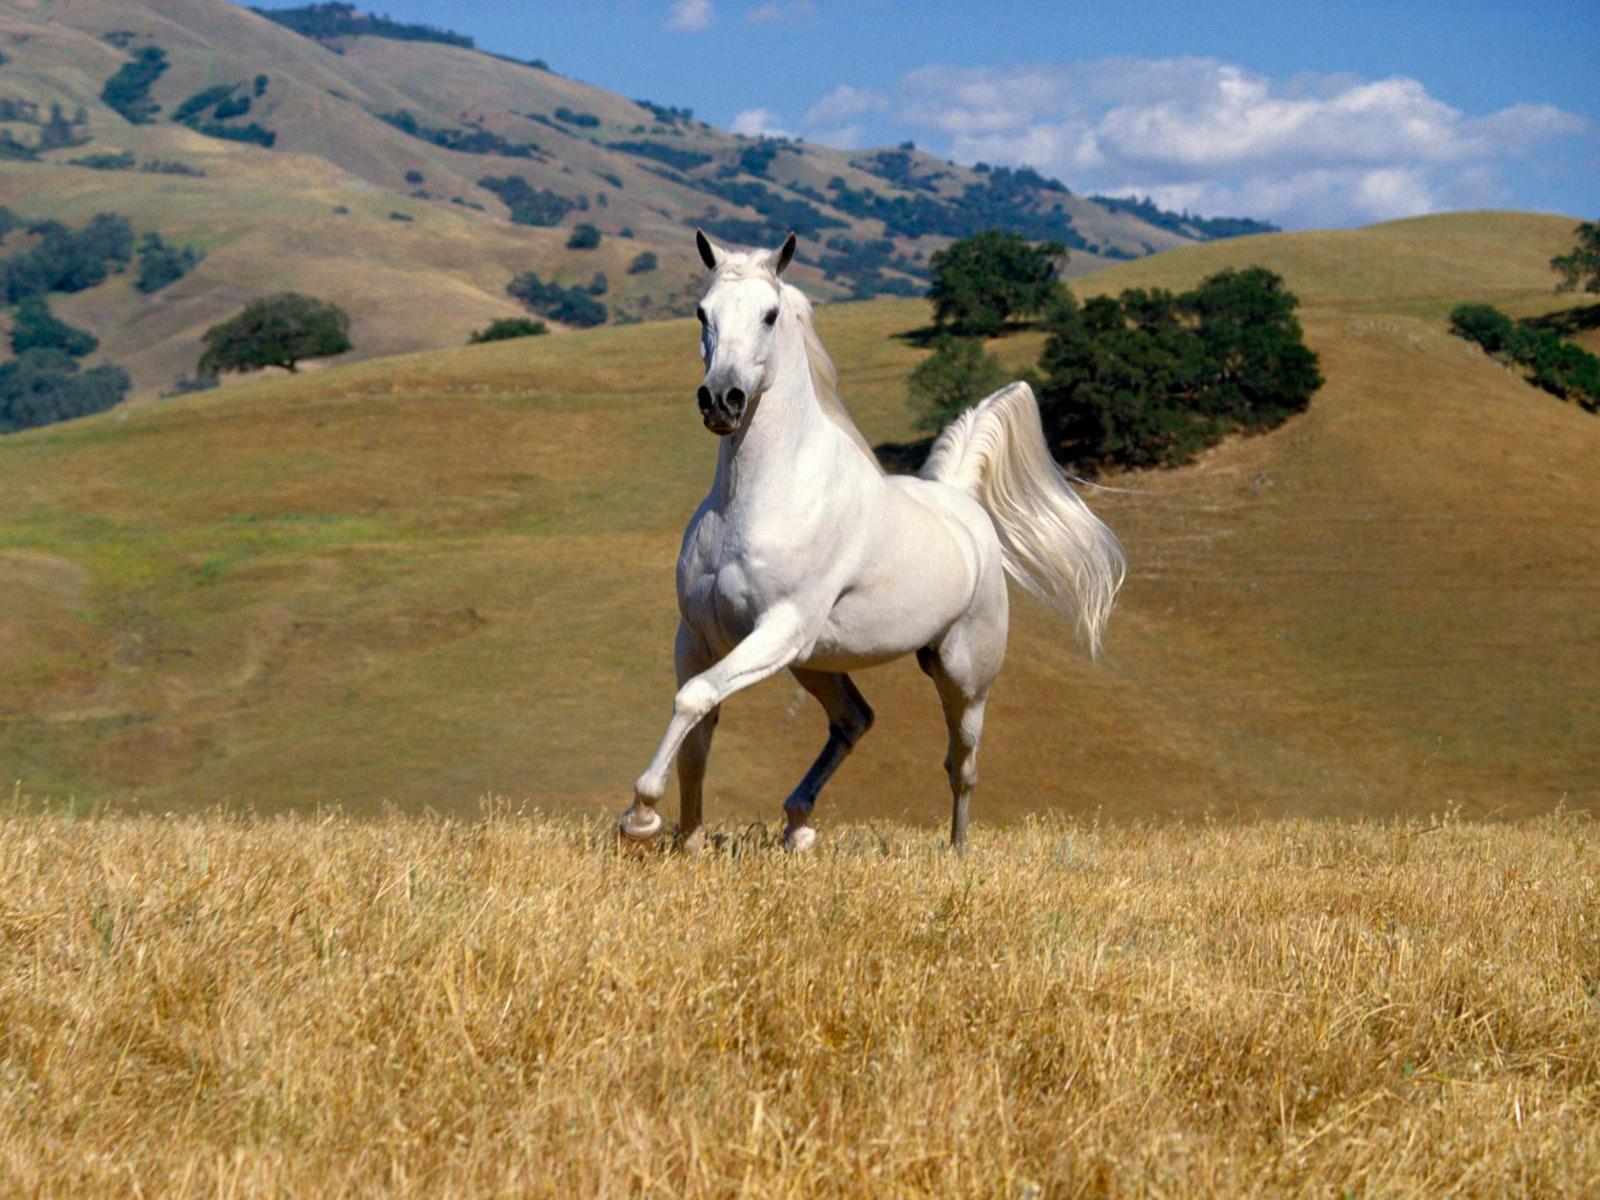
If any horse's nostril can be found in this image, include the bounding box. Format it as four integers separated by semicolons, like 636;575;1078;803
727;387;745;407
696;385;712;410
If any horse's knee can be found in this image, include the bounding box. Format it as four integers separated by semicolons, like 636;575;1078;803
673;678;718;722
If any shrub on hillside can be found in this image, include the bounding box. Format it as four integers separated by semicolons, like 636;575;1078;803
468;317;547;344
1449;303;1517;355
626;251;658;274
929;231;1066;336
1037;267;1321;469
0;349;129;433
1452;301;1600;414
566;223;601;250
100;46;167;124
254;3;474;48
0;214;135;304
9;296;97;357
198;293;352;375
506;272;606;327
478;176;575;226
135;232;205;294
69;150;137;171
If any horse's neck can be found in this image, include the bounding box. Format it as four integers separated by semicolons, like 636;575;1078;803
711;323;849;513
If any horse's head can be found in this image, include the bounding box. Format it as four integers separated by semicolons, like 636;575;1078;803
692;229;797;435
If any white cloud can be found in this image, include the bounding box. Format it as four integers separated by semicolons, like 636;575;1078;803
803;84;888;127
745;0;814;23
808;123;866;150
887;58;1588;227
665;0;714;32
731;108;792;138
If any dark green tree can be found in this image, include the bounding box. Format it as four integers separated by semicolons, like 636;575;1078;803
566;223;601;250
927;230;1065;336
135;232;205;294
1184;267;1322;429
907;334;1009;432
468;316;547;343
1551;221;1600;294
198;293;351;374
0;348;129;433
626;250;658;274
1449;303;1518;354
10;295;98;357
1037;268;1320;469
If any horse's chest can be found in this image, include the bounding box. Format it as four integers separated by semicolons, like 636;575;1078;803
678;513;804;646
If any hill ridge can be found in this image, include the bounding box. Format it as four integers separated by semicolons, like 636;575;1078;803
1;0;1267;396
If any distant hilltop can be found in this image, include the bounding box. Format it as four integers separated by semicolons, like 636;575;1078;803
0;0;1274;395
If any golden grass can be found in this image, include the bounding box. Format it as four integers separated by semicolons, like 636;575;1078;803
2;803;1597;1197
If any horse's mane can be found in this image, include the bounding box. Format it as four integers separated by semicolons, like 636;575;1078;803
710;251;883;474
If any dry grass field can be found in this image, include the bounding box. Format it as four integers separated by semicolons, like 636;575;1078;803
2;801;1597;1197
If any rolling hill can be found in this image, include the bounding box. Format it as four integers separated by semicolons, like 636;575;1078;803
2;209;1594;824
0;0;1265;398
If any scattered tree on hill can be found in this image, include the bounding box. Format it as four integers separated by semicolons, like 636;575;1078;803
100;46;168;124
253;2;474;48
1449;301;1600;414
0;349;129;434
506;271;606;327
9;296;97;357
1037;267;1321;469
1448;304;1517;355
627;250;658;274
567;223;601;250
198;293;352;375
928;231;1066;336
468;317;547;344
1551;222;1600;294
0;213;135;304
135;232;205;294
478;176;575;226
907;335;1009;433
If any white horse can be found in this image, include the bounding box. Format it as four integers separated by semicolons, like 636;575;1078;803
618;231;1125;852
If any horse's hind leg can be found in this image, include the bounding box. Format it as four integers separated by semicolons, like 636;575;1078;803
782;669;874;853
925;599;1004;853
933;678;988;853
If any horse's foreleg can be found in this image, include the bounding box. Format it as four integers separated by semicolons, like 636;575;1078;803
620;607;807;844
781;670;874;853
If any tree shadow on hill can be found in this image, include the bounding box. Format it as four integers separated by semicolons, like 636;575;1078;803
891;319;1044;349
1520;303;1600;336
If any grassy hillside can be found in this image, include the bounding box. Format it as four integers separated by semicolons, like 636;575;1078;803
3;805;1597;1195
2;209;1594;824
0;0;1235;397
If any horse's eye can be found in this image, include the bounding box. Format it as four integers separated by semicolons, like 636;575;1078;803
763;308;779;326
696;306;707;324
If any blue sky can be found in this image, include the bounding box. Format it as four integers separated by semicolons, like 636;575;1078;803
257;1;1597;228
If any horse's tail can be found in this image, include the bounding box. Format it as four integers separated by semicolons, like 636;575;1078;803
921;381;1126;658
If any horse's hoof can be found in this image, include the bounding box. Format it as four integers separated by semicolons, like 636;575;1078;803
680;827;708;855
617;805;663;844
783;825;817;855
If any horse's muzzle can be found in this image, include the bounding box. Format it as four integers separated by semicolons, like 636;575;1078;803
697;385;745;435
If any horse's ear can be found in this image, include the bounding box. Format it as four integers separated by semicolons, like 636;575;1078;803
773;231;797;276
695;229;722;270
